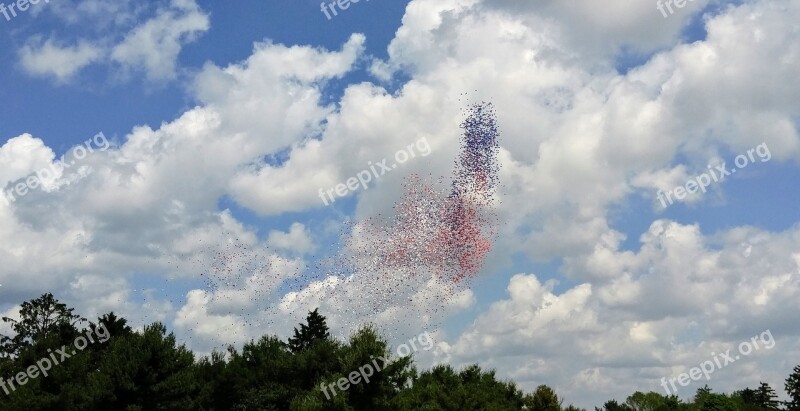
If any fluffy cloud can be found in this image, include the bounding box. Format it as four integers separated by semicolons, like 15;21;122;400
443;219;800;406
267;223;316;255
18;39;103;83
0;34;365;327
16;0;209;83
1;0;799;407
110;0;209;81
364;0;798;405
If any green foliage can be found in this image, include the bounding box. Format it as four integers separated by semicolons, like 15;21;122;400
288;308;331;353
393;364;527;410
89;322;199;409
0;294;799;411
754;382;780;411
528;384;562;411
597;399;634;411
0;293;84;357
693;386;739;411
733;383;782;411
618;391;688;411
787;365;800;411
340;325;412;409
626;391;666;411
734;388;759;407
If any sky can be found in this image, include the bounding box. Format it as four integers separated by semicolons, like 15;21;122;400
1;0;799;407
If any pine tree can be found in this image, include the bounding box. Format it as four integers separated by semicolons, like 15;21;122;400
287;308;330;353
754;382;780;411
737;388;758;406
786;365;800;411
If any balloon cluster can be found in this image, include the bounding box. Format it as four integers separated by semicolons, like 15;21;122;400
188;102;501;339
333;102;500;313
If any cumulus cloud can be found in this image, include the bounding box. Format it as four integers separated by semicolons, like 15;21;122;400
18;39;103;83
445;220;800;405
16;0;209;83
268;223;316;254
110;0;209;81
1;0;799;407
0;33;432;348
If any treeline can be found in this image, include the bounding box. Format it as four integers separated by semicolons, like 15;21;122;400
0;293;797;411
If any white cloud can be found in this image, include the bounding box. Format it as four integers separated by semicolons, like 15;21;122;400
110;0;209;81
18;39;103;83
267;223;316;254
0;134;57;186
1;0;800;407
442;219;800;406
16;0;209;84
0;305;21;337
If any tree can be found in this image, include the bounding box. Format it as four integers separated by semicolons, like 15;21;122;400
695;385;713;402
338;325;410;409
287;308;331;353
596;399;633;411
394;364;527;409
225;335;299;410
626;392;674;411
694;387;738;411
0;311;123;410
528;384;562;411
754;382;780;411
787;365;800;411
89;322;200;410
0;293;84;357
93;312;132;339
736;388;759;406
0;295;576;410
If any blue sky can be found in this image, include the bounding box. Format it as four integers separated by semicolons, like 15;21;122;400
1;0;799;407
0;0;407;153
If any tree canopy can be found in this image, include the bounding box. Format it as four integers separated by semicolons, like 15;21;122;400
0;293;796;411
